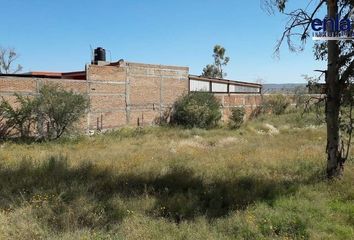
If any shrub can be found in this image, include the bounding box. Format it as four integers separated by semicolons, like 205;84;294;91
264;94;290;115
0;86;89;140
155;107;173;126
171;92;221;129
293;86;309;109
0;94;37;139
228;107;245;129
0;99;14;139
250;105;264;119
36;84;89;140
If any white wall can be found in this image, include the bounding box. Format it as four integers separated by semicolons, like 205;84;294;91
190;80;209;91
190;79;260;93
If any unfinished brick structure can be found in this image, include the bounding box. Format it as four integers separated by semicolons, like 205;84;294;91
0;58;262;132
87;61;189;129
189;75;262;121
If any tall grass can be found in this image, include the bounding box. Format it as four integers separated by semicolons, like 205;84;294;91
0;111;353;239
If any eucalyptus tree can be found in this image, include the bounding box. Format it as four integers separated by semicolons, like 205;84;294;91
0;47;23;74
202;45;230;78
264;0;354;178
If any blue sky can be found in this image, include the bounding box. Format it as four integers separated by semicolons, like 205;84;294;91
2;0;326;83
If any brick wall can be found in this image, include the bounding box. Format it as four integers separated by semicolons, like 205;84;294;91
0;62;262;133
0;62;190;133
127;62;189;126
85;62;189;129
215;94;262;122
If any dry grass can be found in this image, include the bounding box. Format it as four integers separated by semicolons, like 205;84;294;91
0;111;353;239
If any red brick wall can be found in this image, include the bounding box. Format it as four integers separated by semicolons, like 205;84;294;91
0;62;263;133
215;94;262;122
84;62;189;129
127;62;189;126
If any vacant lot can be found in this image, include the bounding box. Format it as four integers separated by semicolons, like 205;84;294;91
0;111;353;239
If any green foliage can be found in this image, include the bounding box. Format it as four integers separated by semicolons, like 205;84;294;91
275;0;287;12
0;84;89;140
228;107;245;129
202;45;230;78
0;100;14;139
264;94;290;115
249;109;324;133
171;92;221;129
36;84;89;140
0;94;37;139
202;64;220;78
0;47;23;74
293;86;309;109
0;118;353;239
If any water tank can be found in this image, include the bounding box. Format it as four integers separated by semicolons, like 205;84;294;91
94;47;106;63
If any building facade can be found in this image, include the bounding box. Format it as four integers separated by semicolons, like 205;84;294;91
0;59;262;133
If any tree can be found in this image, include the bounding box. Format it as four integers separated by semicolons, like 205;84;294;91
202;64;220;78
264;0;354;178
0;94;38;138
202;45;230;78
0;47;23;74
36;84;89;139
0;99;16;139
0;85;89;140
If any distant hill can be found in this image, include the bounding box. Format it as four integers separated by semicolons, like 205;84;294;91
262;83;307;94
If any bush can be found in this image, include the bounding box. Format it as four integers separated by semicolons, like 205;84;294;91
0;94;37;139
36;84;89;140
0;84;89;140
293;87;309;109
264;94;290;115
0;100;14;139
171;92;221;129
228;107;245;129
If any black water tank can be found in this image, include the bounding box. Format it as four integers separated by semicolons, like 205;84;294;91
94;47;106;62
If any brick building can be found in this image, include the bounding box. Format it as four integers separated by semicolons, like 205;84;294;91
0;50;262;133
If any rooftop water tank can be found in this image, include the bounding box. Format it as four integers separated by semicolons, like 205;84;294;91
94;47;106;63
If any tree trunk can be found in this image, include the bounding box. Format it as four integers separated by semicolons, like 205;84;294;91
326;0;343;178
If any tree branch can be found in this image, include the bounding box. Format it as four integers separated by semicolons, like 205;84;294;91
274;1;325;55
